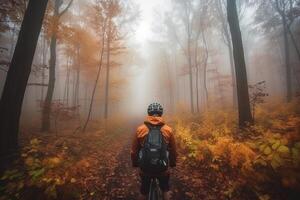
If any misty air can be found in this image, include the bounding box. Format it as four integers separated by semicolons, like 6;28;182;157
0;0;300;199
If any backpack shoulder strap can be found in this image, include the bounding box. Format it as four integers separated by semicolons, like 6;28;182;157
144;122;163;130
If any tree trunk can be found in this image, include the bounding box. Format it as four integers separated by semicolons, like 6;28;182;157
41;0;73;131
82;27;106;132
287;24;300;62
187;36;194;113
63;57;70;106
196;65;200;113
202;30;209;109
282;15;292;102
41;32;56;132
216;0;237;108
74;44;80;116
0;0;48;168
41;33;47;106
104;19;111;119
227;0;253;127
41;0;60;132
224;30;237;108
194;41;200;113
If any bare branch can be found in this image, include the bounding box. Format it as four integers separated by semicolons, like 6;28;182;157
27;83;49;87
58;0;74;17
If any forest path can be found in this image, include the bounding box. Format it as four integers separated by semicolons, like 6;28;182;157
19;121;228;200
91;122;224;200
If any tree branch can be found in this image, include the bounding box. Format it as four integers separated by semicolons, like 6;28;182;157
58;0;74;17
27;83;49;87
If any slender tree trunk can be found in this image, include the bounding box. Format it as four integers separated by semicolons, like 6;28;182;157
216;0;237;108
41;0;60;132
187;37;194;113
194;41;200;113
72;69;76;107
41;33;47;106
287;26;300;62
202;30;209;108
63;57;70;106
282;15;292;102
82;28;106;132
104;20;111;119
41;31;56;132
66;62;70;107
227;0;253;127
41;0;73;131
0;0;48;168
195;65;200;113
75;44;80;116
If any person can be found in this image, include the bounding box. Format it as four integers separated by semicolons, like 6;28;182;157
131;103;177;200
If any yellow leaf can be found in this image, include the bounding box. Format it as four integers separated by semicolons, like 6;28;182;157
263;146;272;155
277;145;289;154
271;141;280;150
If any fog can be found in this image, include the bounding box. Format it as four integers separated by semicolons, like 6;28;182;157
1;1;300;199
0;0;299;129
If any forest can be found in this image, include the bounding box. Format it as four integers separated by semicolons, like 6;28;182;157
0;0;300;199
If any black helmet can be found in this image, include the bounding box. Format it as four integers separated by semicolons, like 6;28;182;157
147;103;163;116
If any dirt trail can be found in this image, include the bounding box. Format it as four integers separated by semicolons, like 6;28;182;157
69;122;226;200
95;126;214;200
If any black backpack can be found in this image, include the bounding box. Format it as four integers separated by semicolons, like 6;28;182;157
138;123;169;173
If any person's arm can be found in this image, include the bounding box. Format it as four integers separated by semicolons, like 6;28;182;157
130;130;140;167
169;129;177;167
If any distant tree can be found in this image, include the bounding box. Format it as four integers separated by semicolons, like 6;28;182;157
167;0;213;113
0;0;48;167
251;0;300;102
214;0;237;108
172;0;195;113
103;0;121;120
41;0;73;132
82;2;108;132
99;0;137;120
227;0;253;127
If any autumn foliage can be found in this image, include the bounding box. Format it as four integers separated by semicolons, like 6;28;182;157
0;99;299;199
174;99;300;199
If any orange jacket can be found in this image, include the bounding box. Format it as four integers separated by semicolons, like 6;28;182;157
131;116;177;171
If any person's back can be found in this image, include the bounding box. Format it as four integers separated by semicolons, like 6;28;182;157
131;103;177;200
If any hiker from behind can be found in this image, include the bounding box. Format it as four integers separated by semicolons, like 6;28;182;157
131;103;177;200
